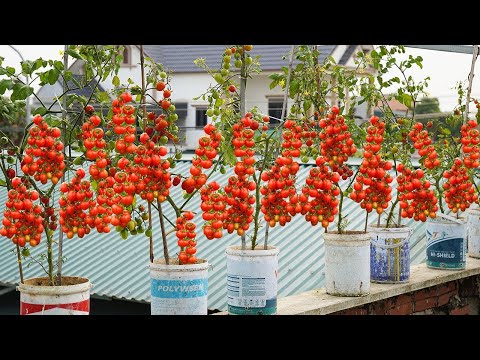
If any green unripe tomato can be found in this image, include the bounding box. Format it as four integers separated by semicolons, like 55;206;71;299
142;213;150;221
214;108;221;116
160;135;169;144
212;91;219;99
145;228;153;238
159;71;167;79
245;56;252;65
223;55;231;63
223;62;230;70
301;156;309;163
234;59;242;68
206;108;214;117
220;69;229;77
175;152;183;160
7;156;15;164
169;113;178;121
168;104;176;112
214;73;224;84
127;220;136;231
137;226;145;234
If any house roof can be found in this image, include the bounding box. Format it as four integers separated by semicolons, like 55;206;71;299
0;158;433;311
377;98;409;113
143;45;338;73
339;45;358;65
66;74;107;98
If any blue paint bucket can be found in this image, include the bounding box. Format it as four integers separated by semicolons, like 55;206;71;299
425;213;466;270
149;259;209;315
369;225;411;283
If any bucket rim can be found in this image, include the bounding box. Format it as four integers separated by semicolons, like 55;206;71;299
323;231;371;243
17;276;91;296
225;245;279;256
150;258;209;272
367;225;412;235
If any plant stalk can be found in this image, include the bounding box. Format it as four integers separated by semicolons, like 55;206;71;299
16;243;24;284
157;200;169;265
56;44;69;285
140;45;156;263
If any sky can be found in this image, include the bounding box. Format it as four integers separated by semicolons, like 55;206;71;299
1;45;479;112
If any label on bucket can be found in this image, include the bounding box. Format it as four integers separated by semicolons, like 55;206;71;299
21;299;89;315
151;279;208;299
426;226;466;269
226;254;278;315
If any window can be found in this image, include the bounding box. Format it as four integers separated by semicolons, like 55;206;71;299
122;45;131;66
268;98;284;124
195;107;208;127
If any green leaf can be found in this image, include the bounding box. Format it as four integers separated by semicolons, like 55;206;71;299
47;69;59;85
66;49;82;59
402;93;412;108
0;79;13;95
295;63;304;72
53;61;64;72
90;179;98;191
112;75;120;87
0;179;6;187
33;106;47;116
6;66;16;75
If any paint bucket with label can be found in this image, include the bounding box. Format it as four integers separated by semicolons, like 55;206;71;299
226;245;279;315
369;225;412;283
425;213;466;270
149;259;209;315
323;231;370;297
467;208;480;259
17;276;91;315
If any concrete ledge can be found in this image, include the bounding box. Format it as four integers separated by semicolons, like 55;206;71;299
277;257;480;315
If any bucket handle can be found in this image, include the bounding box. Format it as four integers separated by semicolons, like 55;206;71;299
371;228;413;249
436;212;464;225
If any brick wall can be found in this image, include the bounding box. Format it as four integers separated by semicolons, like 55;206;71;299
332;275;480;315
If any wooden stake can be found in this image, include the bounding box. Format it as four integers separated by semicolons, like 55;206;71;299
465;45;479;124
56;44;69;286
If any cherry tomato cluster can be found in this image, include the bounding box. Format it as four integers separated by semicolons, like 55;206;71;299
22;115;65;185
59;168;95;239
182;124;221;194
200;181;226;239
260;120;301;227
351;116;393;215
0;177;43;247
89;176;117;233
223;116;256;236
318;106;356;179
176;211;197;264
409;122;440;170
111;92;138;155
443;158;478;213
397;164;438;221
82;113;109;180
299;158;340;228
461;119;480;169
130;141;171;203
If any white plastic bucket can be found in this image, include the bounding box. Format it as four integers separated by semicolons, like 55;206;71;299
149;259;209;315
425;213;466;270
226;245;279;315
467;208;480;259
323;232;371;297
17;276;91;315
368;225;412;283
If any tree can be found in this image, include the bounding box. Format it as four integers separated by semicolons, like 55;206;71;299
415;97;441;114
